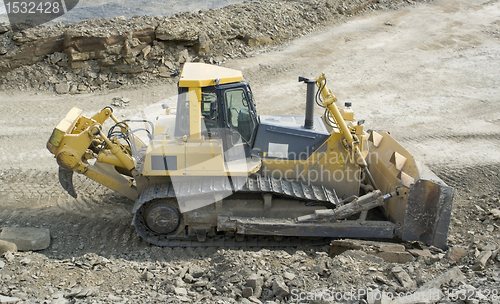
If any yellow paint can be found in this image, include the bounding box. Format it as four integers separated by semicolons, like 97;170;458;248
189;87;202;139
179;63;243;88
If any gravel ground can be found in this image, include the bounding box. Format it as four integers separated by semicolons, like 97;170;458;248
0;0;499;303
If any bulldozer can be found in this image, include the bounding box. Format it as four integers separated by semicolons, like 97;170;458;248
47;63;454;249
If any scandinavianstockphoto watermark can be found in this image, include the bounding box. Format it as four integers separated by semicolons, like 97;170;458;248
289;288;438;303
288;287;500;303
2;0;79;29
260;149;381;184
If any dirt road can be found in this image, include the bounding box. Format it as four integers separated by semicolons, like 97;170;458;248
228;0;500;168
0;0;499;302
2;0;499;170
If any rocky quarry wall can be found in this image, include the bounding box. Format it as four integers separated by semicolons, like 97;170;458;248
0;0;429;93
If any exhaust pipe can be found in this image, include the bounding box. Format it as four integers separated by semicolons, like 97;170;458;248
299;77;316;129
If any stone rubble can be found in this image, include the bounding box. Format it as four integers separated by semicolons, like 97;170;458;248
0;207;498;303
0;1;498;303
0;227;51;251
0;0;432;94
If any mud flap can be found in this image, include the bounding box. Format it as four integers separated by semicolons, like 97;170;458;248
401;179;454;250
59;167;77;198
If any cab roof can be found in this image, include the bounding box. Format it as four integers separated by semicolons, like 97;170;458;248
178;63;243;88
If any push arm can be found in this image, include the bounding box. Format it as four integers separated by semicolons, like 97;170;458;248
315;73;378;189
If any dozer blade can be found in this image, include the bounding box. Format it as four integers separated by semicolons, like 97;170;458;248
367;131;454;250
403;178;454;250
59;167;77;198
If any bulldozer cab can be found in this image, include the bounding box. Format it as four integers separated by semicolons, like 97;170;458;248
174;63;258;158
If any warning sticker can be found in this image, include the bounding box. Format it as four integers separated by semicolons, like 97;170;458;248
268;143;288;158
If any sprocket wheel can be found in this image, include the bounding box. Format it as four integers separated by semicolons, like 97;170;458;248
135;199;181;237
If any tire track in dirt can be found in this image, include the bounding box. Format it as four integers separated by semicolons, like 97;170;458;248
1;163;499;258
431;164;500;199
0;168;140;258
399;133;500;142
392;131;500;167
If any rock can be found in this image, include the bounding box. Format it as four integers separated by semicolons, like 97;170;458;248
312;260;327;275
242;287;253;298
446;246;468;261
70;61;85;69
77;84;88;91
475;205;485;213
74;287;95;297
52;292;64;299
341;250;385;264
490;208;500;219
419;267;465;290
108;295;122;301
194;35;211;55
244;35;273;47
392;266;403;272
109;64;144;74
246;273;263;297
158;66;170;77
375;251;415;264
164;60;176;71
176;295;191;302
156;25;199;42
331;239;413;263
142;271;154;281
246;274;263;290
111;96;131;107
392;267;416;290
193;278;209;287
66;288;82;297
0;295;21;303
272;278;289;297
49;52;63;64
108;82;121;89
0;25;9;34
0;227;50;251
142;45;151;59
3;251;15;262
183;273;194;283
407;249;432;258
0;261;4;269
248;296;263;304
189;265;205;279
473;250;492;270
55;83;69;94
178;49;190;64
174;287;187;296
0;240;17;255
282;272;295;281
69;52;90;62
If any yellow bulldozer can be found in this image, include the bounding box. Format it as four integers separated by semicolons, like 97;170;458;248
47;63;454;249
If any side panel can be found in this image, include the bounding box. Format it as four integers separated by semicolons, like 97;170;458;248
260;131;361;199
253;115;330;160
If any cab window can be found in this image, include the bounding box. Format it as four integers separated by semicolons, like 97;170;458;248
225;89;254;143
201;89;218;131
